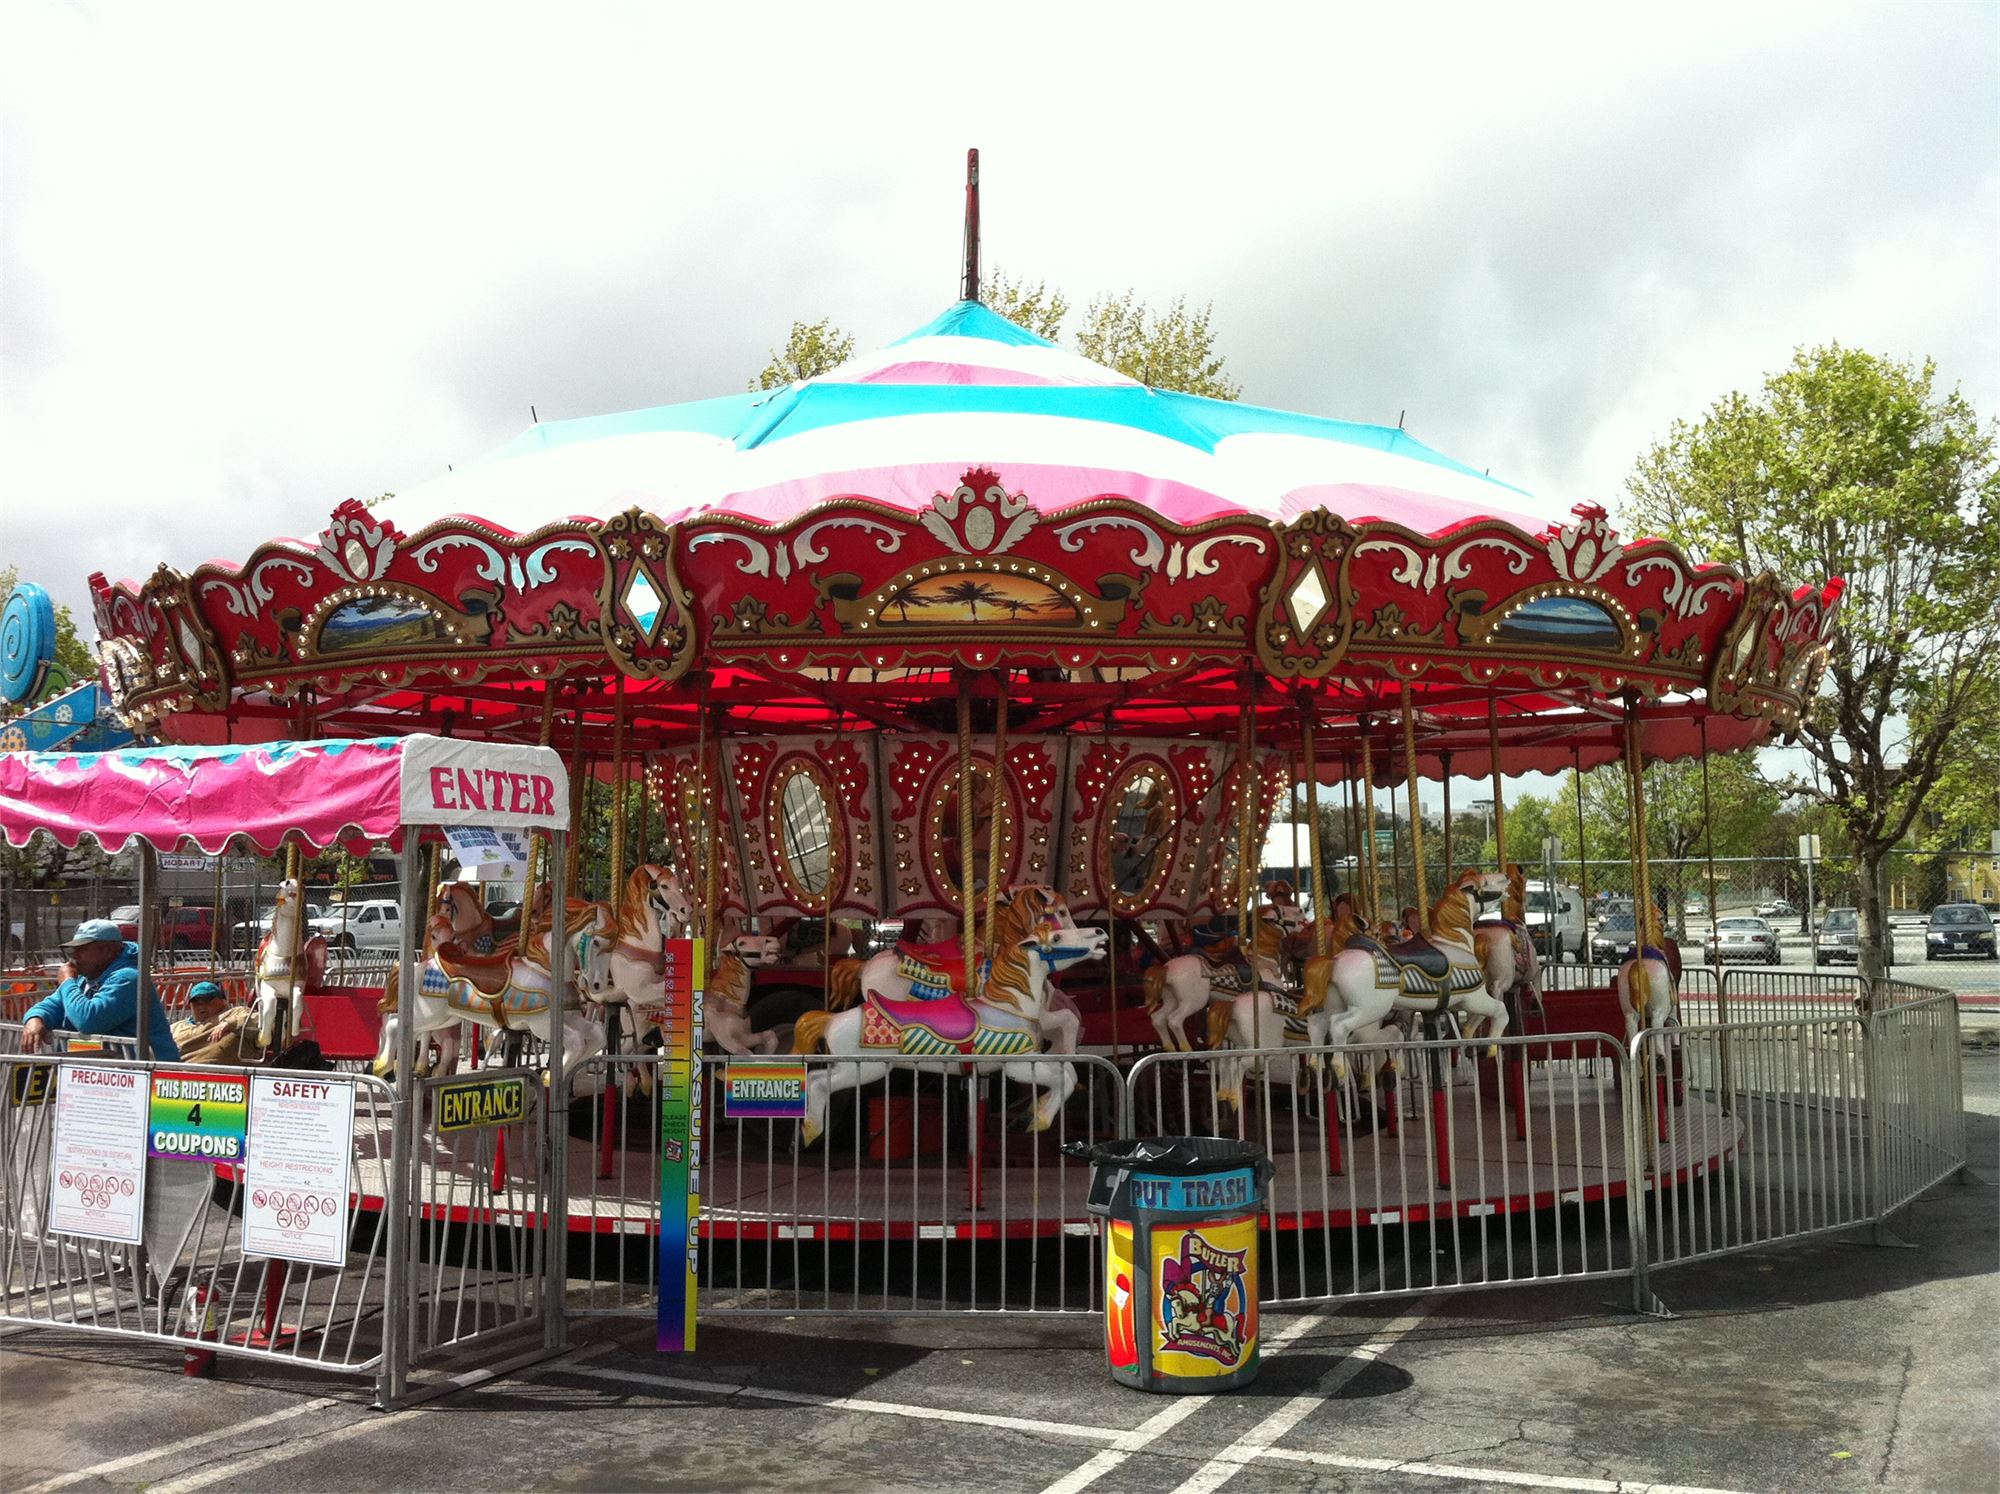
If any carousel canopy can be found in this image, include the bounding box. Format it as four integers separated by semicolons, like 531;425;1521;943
0;735;569;855
85;298;1840;774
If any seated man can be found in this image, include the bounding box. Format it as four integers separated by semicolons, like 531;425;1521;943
171;980;258;1065
20;918;181;1058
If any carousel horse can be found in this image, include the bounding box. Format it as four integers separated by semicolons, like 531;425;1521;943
1615;904;1678;1041
1320;879;1511;1079
827;915;957;1015
252;879;328;1051
1466;865;1544;1028
1294;895;1409;1097
1142;902;1290;1055
374;878;609;1080
791;886;1106;1143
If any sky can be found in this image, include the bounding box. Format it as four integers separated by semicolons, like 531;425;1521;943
3;1;1996;645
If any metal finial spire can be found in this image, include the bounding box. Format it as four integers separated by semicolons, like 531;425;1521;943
961;147;981;303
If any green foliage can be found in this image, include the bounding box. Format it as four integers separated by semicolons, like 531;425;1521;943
751;318;856;390
1075;291;1242;401
1626;344;2000;973
980;271;1068;342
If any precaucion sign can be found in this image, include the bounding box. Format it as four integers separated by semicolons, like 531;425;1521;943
657;936;703;1353
723;1061;807;1120
149;1070;248;1162
242;1074;355;1267
438;1075;525;1132
49;1065;149;1244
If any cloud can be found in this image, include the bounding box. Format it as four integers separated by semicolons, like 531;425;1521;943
1;1;1993;632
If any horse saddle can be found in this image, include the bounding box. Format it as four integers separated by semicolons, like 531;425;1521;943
1345;931;1449;980
864;990;979;1046
432;942;515;997
1193;941;1255;993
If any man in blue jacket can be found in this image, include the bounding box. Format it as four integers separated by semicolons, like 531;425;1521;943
20;918;181;1059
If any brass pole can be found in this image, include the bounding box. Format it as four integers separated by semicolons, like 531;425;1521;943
1104;708;1120;1061
608;675;628;899
1574;748;1590;923
1237;677;1260;1052
701;706;722;958
1624;699;1656;951
1302;699;1327;957
209;851;224;964
1487;695;1508;870
1702;717;1734;1098
635;751;651;872
955;676;978;998
523;685;558;905
1402;684;1428;922
1359;723;1381;923
1440;751;1454;886
983;675;1008;961
565;702;587;897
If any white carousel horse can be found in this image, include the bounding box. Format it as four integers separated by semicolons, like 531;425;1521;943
1464;866;1544;1028
1294;898;1409;1098
1320;880;1512;1079
373;879;610;1080
790;886;1106;1144
252;879;328;1050
1615;905;1678;1041
596;867;779;1058
1142;904;1291;1055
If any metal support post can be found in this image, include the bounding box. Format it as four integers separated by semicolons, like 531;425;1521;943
134;844;156;1062
544;832;571;1349
379;843;424;1407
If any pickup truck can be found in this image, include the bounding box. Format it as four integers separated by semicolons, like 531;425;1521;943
1522;881;1585;963
310;900;404;954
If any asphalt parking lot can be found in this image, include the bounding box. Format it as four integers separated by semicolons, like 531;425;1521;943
4;1059;1994;1494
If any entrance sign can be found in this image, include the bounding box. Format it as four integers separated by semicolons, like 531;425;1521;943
148;1069;248;1162
438;1075;525;1132
49;1064;149;1244
243;1074;355;1267
656;936;703;1353
9;1062;52;1107
723;1061;807;1120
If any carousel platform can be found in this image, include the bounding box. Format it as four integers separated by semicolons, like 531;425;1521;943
383;1071;1744;1243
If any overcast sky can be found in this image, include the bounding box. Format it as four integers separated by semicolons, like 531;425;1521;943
3;1;1995;633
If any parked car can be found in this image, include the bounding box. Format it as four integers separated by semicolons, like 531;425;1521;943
1925;903;1996;961
159;905;219;950
1814;907;1893;966
107;903;144;939
1755;899;1797;918
1706;916;1780;965
233;901;327;950
310;899;404;953
1588;910;1636;964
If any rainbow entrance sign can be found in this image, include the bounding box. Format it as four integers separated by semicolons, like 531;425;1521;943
655;936;704;1353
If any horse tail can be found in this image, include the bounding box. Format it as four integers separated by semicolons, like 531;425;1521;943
826;959;863;1013
1142;963;1167;1014
793;1009;833;1055
379;965;399;1014
1300;955;1333;1015
1205;1000;1232;1052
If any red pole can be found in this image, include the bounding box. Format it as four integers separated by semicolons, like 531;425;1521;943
1510;1052;1529;1142
1325;1084;1344;1177
960;148;981;302
964;1070;984;1211
1430;1080;1452;1192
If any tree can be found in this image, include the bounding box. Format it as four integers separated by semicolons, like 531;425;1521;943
750;318;855;390
1076;291;1241;400
980;270;1068;342
1627;346;2000;979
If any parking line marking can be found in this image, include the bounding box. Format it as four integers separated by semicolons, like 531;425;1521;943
1036;1305;1343;1494
140;1343;610;1494
16;1397;341;1494
558;1362;1125;1446
1258;1447;1756;1494
1167;1296;1442;1494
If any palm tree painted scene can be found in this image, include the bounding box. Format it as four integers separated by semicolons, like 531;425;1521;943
881;570;1079;626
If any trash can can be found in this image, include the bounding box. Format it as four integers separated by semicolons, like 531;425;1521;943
1067;1136;1273;1393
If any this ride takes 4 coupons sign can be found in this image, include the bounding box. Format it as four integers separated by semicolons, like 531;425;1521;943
148;1070;248;1163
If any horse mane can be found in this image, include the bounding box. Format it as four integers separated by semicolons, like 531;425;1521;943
980;887;1050;1013
618;866;652;933
1430;884;1474;941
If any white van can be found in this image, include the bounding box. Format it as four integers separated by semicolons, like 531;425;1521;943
1521;881;1584;963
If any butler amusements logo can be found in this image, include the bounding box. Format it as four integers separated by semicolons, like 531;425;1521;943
1158;1230;1251;1366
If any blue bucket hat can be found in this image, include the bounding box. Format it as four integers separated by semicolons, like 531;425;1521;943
62;917;125;948
188;980;226;1003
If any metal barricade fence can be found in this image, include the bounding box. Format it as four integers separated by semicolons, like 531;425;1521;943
408;1066;548;1357
566;1049;1126;1316
1630;1014;1871;1295
1866;992;1965;1217
0;1054;397;1377
1128;1032;1636;1304
1720;966;1867;1020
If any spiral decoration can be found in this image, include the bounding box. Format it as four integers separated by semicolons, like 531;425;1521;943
1;583;57;705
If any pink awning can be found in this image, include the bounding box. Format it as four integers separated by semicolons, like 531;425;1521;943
0;736;570;855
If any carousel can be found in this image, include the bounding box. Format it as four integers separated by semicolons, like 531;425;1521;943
76;162;1841;1255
